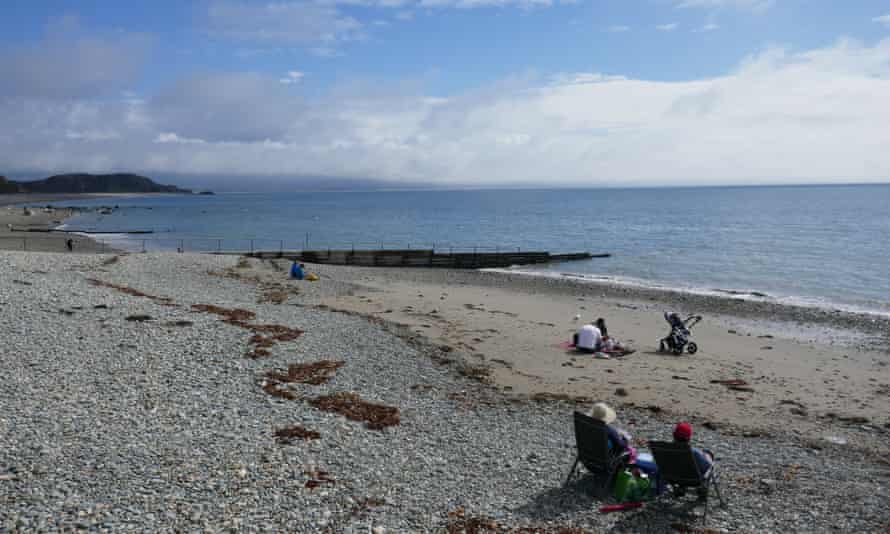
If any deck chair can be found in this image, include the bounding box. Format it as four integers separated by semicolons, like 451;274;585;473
565;411;630;494
648;440;727;524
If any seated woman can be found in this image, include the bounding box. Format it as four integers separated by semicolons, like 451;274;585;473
574;323;603;353
589;402;660;488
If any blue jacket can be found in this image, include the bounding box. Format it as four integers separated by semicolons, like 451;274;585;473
290;263;304;280
692;447;713;475
606;424;629;453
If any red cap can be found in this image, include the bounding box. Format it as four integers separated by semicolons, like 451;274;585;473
673;422;693;441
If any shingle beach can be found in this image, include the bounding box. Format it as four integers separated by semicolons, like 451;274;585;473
1;251;888;532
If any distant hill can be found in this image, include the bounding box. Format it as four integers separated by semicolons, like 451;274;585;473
0;176;18;194
10;173;191;194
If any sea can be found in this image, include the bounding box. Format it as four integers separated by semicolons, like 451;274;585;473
46;184;890;317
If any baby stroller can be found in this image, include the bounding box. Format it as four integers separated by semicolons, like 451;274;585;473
659;312;702;355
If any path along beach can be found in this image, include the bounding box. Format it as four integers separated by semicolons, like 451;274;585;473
0;243;888;531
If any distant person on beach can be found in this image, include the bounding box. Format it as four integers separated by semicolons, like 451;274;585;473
589;402;659;482
65;238;73;252
290;261;305;280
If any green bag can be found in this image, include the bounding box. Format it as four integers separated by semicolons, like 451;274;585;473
613;469;634;502
628;473;653;502
613;468;653;503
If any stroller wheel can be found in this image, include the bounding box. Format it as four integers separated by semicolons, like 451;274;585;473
686;342;698;355
672;346;683;356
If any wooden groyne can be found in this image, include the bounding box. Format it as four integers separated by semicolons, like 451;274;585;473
245;249;607;269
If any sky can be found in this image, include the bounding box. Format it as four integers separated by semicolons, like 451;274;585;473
1;0;890;188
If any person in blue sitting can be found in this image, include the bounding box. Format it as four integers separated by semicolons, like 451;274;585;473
589;402;661;491
672;422;713;474
289;261;305;280
671;421;714;499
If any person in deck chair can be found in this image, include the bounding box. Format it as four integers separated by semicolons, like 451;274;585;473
672;422;713;474
590;402;659;484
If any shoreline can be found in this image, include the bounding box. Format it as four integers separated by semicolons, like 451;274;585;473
0;203;108;253
318;264;890;351
0;192;146;208
491;267;890;323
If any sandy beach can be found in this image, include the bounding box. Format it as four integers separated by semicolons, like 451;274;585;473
0;194;135;253
306;263;890;447
1;250;888;532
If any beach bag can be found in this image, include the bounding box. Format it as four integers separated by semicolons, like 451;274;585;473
613;468;653;503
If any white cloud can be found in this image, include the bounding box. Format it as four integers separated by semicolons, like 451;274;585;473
607;25;631;33
4;38;890;187
419;0;553;9
279;71;306;84
0;16;149;99
696;23;720;32
874;14;890;27
206;1;364;46
154;133;206;145
676;0;774;12
656;23;679;31
315;0;409;6
148;73;307;143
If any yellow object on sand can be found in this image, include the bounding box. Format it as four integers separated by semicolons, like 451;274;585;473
305;273;319;281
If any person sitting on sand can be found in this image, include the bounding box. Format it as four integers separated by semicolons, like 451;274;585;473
593;318;633;354
289;261;305;280
589;402;660;482
595;318;609;338
672;422;713;476
574;323;602;353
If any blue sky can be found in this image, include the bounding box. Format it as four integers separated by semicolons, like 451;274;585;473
2;1;890;186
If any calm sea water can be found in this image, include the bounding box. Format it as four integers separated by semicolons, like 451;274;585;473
51;185;890;316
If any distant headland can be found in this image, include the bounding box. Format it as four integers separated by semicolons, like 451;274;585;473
0;173;193;194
